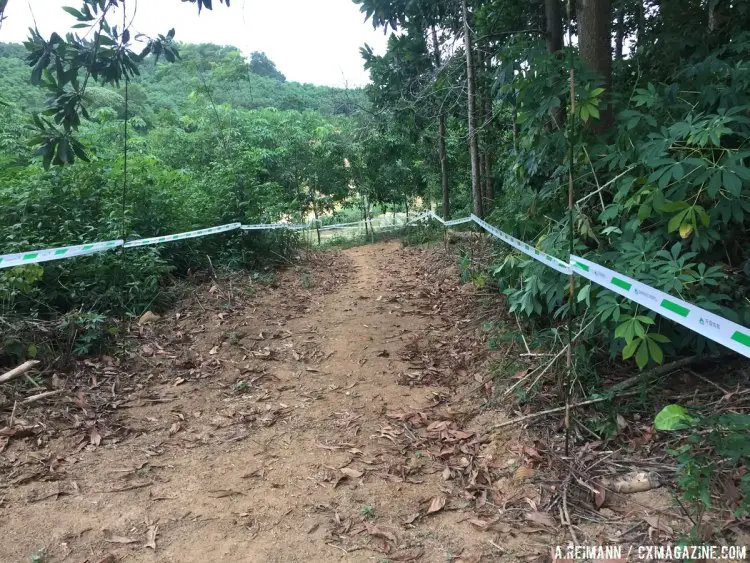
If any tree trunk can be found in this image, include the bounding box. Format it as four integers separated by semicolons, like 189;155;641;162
462;0;483;219
544;0;565;130
310;186;321;245
512;94;518;151
577;0;613;131
484;152;494;212
636;0;645;52
615;1;625;60
481;49;494;211
545;0;564;53
708;0;728;38
431;25;450;221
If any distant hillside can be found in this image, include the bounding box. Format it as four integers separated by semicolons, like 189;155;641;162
0;42;367;122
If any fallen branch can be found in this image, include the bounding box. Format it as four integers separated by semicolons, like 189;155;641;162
21;389;63;405
0;360;40;384
489;391;639;431
605;356;700;394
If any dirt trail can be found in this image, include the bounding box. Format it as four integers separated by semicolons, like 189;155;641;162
2;242;546;562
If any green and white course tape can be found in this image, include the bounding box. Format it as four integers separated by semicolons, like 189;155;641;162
241;223;308;231
571;255;750;359
3;211;749;359
0;239;123;270
124;223;241;247
471;215;573;275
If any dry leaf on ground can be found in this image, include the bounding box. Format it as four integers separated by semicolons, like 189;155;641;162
426;496;446;514
340;467;363;479
364;521;398;543
524;511;556;528
145;525;158;550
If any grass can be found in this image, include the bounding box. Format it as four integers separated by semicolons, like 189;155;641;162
359;504;376;519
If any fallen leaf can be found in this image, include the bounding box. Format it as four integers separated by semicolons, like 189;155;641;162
511;369;529;379
514;465;535;482
173;378;186;386
169;422;181;435
616;414;628;431
364;521;397;543
442;466;451;480
138;311;161;325
643;515;673;534
522;445;543;460
426;496;446;515
340;467;363;479
0;425;37;438
106;535;138;544
390;548;424;561
145;525;158;550
89;427;102;447
208;489;245;498
595;485;606;508
469;518;491;529
524;511;556;528
209;345;219;355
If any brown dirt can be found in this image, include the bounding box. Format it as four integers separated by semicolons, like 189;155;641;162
2;242;560;562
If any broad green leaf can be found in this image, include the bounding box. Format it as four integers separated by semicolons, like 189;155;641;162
654;404;692;430
635;339;649;369
668;209;689;233
622;339;638;360
646;337;664;364
723;169;742;197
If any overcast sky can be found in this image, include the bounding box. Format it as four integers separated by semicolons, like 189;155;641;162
0;0;390;87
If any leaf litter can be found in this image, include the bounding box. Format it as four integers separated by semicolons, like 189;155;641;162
0;243;565;561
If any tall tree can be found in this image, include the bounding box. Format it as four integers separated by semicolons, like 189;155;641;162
462;0;483;218
431;25;451;220
576;0;612;130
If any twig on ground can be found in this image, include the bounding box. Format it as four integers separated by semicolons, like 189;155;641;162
515;314;531;355
605;356;720;394
8;400;17;427
562;476;579;544
686;368;730;396
0;361;40;384
504;317;597;397
21;390;64;405
490;391;639;431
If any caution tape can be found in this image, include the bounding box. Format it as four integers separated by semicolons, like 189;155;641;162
416;211;750;358
241;223;307;231
125;223;242;247
2;211;749;358
470;215;572;275
571;255;750;358
0;240;123;270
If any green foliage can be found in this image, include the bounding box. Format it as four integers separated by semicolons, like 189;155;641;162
657;407;750;519
0;34;368;344
654;404;693;430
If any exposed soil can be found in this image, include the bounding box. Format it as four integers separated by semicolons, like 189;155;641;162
5;241;728;563
1;242;556;563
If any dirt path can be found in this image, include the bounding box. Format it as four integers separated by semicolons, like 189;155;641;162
2;242;548;562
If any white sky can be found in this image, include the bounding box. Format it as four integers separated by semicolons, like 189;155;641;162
0;0;390;87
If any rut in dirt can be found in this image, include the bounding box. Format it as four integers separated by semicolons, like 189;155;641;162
1;242;553;563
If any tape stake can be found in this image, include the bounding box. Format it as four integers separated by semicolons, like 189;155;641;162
570;255;750;359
